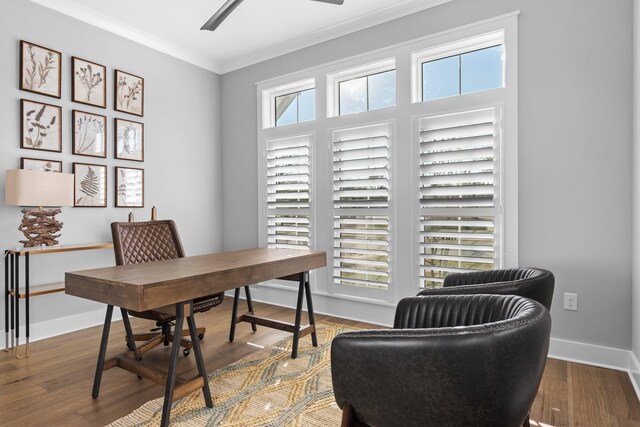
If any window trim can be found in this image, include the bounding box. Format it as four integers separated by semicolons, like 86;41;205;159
411;30;505;104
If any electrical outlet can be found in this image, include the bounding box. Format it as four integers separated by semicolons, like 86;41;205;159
564;292;578;311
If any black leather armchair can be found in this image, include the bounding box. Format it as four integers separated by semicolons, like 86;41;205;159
331;294;551;427
419;267;555;310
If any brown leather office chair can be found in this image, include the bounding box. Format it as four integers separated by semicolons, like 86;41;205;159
111;220;224;357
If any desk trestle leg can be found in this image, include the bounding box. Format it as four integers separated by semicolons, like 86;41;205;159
304;274;318;347
92;304;114;399
229;271;318;359
161;302;185;427
187;303;213;408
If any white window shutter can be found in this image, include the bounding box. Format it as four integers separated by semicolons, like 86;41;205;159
266;135;311;249
418;109;498;288
332;124;390;290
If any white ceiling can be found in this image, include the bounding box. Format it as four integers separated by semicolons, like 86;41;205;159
30;0;451;74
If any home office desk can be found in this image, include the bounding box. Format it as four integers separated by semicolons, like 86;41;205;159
65;248;326;427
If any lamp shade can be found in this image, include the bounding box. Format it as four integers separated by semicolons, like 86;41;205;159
5;169;74;207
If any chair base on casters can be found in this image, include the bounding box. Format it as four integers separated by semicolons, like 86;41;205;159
127;323;206;358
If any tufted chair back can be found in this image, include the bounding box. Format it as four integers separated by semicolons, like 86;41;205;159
112;220;184;266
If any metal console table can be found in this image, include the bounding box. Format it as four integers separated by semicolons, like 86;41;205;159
4;242;113;358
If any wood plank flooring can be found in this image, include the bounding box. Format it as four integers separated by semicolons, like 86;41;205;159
0;298;639;426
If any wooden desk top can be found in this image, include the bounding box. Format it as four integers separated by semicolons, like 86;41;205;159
65;248;326;312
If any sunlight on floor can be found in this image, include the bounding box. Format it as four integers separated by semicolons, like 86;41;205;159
531;420;556;427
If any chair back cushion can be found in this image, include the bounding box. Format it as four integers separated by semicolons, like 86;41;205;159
419;267;554;310
111;220;185;266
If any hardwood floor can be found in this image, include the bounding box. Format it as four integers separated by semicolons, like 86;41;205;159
1;298;639;426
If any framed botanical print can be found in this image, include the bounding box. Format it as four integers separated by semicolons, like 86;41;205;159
115;118;144;162
21;99;62;153
115;167;144;208
72;57;106;108
20;40;62;99
114;70;144;117
73;110;107;158
21;157;62;173
73;162;107;207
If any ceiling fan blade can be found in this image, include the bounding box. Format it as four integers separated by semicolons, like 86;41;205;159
201;0;245;31
311;0;344;4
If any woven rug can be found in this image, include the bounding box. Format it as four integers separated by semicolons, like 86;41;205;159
108;322;354;426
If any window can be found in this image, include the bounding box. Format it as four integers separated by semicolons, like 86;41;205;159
332;123;391;290
327;58;396;117
422;45;503;101
412;30;505;103
257;14;517;312
276;89;315;126
265;134;312;249
417;108;500;288
339;70;396;115
261;78;315;129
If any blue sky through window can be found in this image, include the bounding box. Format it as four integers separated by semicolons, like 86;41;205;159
461;45;503;94
340;76;368;115
275;89;315;127
423;56;459;101
298;89;315;122
422;45;503;101
369;70;396;111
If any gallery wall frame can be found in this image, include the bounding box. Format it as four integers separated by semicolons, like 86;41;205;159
115;166;144;208
21;99;62;153
20;40;62;99
72;110;107;158
72;56;106;109
21;157;62;173
114;118;144;162
73;162;108;207
114;69;144;117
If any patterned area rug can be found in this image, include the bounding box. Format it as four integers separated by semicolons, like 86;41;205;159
108;322;354;426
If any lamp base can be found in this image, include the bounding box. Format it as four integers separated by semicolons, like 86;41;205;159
18;208;63;247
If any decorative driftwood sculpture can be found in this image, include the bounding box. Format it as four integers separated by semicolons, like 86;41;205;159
18;208;63;247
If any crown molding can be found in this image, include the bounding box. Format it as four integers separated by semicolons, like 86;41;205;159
219;0;453;73
29;0;222;73
30;0;452;75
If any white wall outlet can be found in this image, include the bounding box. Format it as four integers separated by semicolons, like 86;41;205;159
564;292;578;311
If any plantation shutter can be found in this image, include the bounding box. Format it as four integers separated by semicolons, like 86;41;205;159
266;135;311;249
418;108;499;288
332;123;390;290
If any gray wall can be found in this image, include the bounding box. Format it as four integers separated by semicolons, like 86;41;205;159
0;1;223;334
222;0;634;349
633;0;640;367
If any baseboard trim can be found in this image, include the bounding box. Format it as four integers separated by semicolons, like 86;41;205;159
0;308;121;349
548;337;632;372
629;352;640;401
